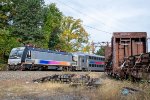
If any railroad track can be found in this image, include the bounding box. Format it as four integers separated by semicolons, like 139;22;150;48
0;71;101;81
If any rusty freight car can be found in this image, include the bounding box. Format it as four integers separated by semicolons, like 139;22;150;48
105;32;149;81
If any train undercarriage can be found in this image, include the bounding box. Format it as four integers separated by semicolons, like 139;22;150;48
7;64;84;71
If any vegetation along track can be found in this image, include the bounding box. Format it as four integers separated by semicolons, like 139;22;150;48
0;71;150;100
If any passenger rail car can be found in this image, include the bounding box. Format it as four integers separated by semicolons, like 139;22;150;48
7;46;105;71
72;53;105;71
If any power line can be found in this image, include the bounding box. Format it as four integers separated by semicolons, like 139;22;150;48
64;0;132;31
83;25;111;34
55;0;116;31
53;0;113;34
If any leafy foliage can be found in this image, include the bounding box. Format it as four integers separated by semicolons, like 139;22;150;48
58;16;90;52
11;0;45;43
0;29;19;63
43;3;63;50
0;0;14;29
95;47;105;56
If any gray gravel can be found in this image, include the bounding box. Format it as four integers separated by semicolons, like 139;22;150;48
0;71;62;81
0;71;95;81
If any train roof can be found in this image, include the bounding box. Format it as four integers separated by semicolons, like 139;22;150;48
25;46;72;55
73;52;105;58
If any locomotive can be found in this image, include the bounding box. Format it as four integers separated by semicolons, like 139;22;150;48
7;46;105;71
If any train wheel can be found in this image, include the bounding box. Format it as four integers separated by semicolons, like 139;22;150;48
7;65;15;71
7;65;12;71
71;66;76;71
62;67;67;71
19;66;25;71
38;67;43;71
82;68;87;72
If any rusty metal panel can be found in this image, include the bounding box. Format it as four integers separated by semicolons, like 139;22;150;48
132;40;137;55
104;46;111;60
113;32;147;38
112;32;147;69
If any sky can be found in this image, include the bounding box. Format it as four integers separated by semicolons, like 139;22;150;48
44;0;150;51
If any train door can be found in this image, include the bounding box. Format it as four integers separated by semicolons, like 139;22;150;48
79;55;87;70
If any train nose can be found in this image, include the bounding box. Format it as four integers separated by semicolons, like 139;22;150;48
8;59;21;65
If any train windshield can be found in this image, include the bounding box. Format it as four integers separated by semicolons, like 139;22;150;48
9;47;25;59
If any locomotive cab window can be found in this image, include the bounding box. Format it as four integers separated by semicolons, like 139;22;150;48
27;50;31;58
72;56;77;61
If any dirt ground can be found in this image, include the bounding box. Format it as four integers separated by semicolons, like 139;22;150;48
0;71;150;100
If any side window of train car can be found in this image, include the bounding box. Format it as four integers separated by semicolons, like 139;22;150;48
92;56;94;60
99;57;101;61
89;64;91;67
102;58;105;61
82;59;84;62
92;64;94;67
96;57;97;60
27;50;31;58
89;56;91;59
99;58;101;61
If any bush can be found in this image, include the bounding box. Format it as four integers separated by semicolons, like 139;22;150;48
0;64;7;71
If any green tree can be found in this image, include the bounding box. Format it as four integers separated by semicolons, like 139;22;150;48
43;3;63;50
95;47;105;56
0;0;14;29
11;0;45;44
58;16;90;52
0;29;19;63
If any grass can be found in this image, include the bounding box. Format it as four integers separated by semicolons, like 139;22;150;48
0;64;7;71
0;72;150;100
